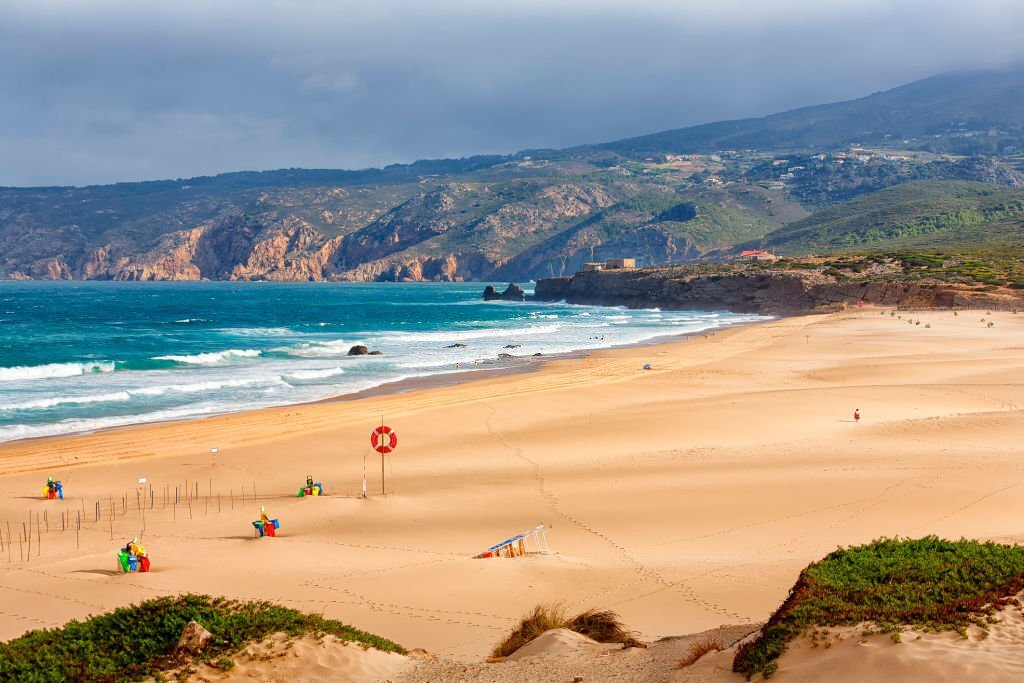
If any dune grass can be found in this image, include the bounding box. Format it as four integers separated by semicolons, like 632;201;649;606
0;594;406;683
678;636;725;668
491;604;633;658
733;536;1024;679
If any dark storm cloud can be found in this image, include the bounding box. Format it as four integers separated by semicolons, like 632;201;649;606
2;0;1024;186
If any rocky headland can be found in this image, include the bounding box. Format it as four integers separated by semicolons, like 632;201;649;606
531;260;1024;314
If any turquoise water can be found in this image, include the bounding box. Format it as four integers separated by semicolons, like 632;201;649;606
0;282;767;442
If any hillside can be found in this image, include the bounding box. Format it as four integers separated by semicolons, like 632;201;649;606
4;67;1024;281
0;163;804;282
594;67;1024;157
740;180;1024;255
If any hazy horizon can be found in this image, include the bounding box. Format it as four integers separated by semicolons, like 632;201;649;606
4;0;1024;187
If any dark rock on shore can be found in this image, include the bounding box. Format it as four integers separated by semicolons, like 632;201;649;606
445;343;468;348
503;344;521;349
483;283;526;302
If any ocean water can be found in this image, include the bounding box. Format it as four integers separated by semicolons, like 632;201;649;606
0;282;768;442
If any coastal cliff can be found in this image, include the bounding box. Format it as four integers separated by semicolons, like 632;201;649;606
533;262;1024;314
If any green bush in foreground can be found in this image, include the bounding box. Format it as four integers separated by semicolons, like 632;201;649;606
733;537;1024;679
0;594;405;683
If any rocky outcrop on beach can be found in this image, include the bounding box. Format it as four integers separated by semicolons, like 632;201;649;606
483;283;526;301
533;266;1024;314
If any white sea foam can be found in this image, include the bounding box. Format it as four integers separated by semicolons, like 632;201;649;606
381;323;561;343
283;340;350;357
0;361;116;382
283;367;345;381
152;349;262;365
1;375;287;411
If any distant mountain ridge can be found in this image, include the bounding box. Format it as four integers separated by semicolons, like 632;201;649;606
3;67;1024;282
592;67;1024;156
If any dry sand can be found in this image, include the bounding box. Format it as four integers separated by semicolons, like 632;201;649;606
1;308;1023;680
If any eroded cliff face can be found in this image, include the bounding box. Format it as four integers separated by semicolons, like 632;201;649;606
0;181;658;282
534;268;1024;314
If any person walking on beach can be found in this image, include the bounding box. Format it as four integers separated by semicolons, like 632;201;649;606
854;409;860;423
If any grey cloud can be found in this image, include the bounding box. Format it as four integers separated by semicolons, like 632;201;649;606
2;0;1024;186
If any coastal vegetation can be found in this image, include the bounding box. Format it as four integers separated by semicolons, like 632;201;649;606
0;594;405;682
750;181;1024;255
732;537;1024;679
491;604;633;658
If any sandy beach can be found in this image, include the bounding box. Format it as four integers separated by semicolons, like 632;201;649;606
1;307;1023;675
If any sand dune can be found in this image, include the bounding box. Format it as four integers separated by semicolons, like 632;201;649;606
1;308;1023;680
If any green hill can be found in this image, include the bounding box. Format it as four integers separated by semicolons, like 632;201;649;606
4;67;1024;281
747;181;1024;254
594;68;1024;156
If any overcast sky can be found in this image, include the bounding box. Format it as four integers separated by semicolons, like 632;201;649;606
2;0;1024;187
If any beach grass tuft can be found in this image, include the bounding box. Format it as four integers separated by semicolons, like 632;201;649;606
733;536;1024;679
678;636;725;668
0;594;406;683
491;604;632;658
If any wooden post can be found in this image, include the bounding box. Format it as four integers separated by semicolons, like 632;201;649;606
36;514;40;556
19;527;24;562
187;498;192;519
24;521;29;559
218;493;221;513
44;510;48;533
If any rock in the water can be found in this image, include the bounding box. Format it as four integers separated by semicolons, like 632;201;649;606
368;350;383;355
175;620;212;654
483;283;526;302
446;343;468;348
348;345;369;356
498;353;514;359
533;353;543;356
503;344;521;349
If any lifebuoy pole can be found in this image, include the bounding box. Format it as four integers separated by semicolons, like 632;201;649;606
380;415;385;497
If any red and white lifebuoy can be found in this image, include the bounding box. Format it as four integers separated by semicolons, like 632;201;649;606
371;425;398;454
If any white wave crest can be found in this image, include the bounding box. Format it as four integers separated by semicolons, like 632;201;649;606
1;375;287;411
152;349;261;365
0;361;116;382
284;367;345;381
382;323;561;343
283;340;350;357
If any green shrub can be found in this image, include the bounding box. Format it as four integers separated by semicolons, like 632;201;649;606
733;537;1024;679
0;594;405;682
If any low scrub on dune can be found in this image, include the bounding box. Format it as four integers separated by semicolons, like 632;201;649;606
733;536;1024;679
678;636;725;668
0;594;405;683
491;604;633;658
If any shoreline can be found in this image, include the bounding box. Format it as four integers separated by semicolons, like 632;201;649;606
0;306;1021;660
0;317;765;461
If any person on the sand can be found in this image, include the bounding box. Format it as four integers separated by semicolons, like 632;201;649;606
854;409;861;423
